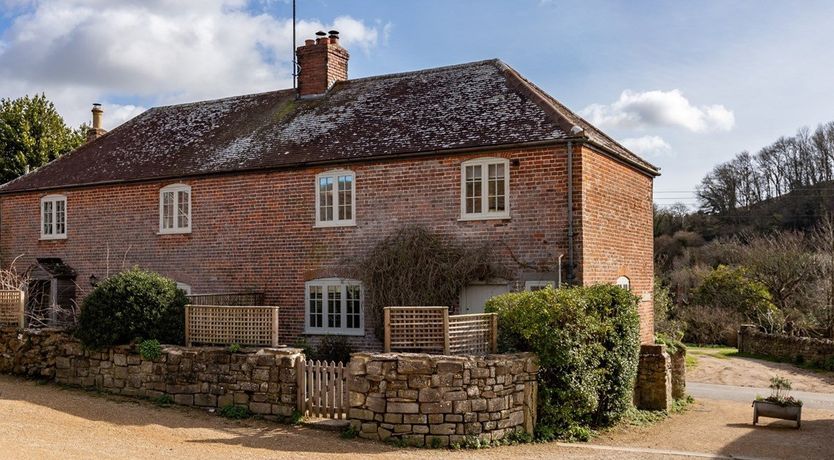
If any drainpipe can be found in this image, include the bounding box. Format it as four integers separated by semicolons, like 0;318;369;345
557;254;564;287
566;141;575;284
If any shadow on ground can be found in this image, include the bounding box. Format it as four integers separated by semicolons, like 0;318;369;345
0;375;397;455
719;418;834;459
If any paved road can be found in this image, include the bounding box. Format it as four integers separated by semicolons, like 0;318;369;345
689;381;834;411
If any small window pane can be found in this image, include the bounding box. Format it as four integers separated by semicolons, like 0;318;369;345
338;175;352;221
177;190;190;228
346;285;361;329
43;201;53;235
488;163;506;212
309;286;323;328
319;177;334;222
327;286;342;328
162;191;174;229
465;165;482;214
55;200;66;234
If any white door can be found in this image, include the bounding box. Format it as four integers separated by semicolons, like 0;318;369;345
459;284;510;314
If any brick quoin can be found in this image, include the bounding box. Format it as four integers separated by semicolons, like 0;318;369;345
0;144;655;346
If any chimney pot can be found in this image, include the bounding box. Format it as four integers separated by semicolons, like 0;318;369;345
87;103;107;142
305;39;315;46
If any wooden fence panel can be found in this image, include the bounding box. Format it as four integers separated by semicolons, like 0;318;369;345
184;305;279;347
187;292;266;306
297;359;348;419
0;290;24;328
448;313;498;355
384;307;497;355
384;306;448;354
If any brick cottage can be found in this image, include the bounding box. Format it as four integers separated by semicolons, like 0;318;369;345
0;31;659;346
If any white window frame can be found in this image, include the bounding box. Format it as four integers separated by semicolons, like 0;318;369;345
159;184;192;234
176;282;192;295
315;170;356;227
525;280;555;291
616;276;631;291
304;278;364;336
460;157;510;221
40;194;67;240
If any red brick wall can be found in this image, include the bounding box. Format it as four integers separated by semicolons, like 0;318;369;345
576;145;655;342
1;146;578;347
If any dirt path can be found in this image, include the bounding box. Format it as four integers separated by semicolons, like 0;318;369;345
1;375;833;459
687;348;834;393
594;398;834;460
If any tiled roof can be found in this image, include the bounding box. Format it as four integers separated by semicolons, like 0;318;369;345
0;59;658;193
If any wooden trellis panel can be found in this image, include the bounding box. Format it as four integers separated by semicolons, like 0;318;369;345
187;292;265;306
297;360;348;419
384;307;497;355
185;305;279;347
449;313;498;355
384;306;449;354
0;290;24;328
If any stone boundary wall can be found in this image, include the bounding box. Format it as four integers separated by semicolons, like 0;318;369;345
738;325;834;366
634;344;672;410
0;327;303;419
347;352;538;447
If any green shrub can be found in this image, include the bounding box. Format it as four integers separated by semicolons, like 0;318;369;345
486;284;640;437
218;404;252;419
76;268;187;348
309;335;354;363
228;343;241;353
138;339;162;361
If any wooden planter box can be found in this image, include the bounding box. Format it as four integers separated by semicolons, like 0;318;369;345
753;400;802;428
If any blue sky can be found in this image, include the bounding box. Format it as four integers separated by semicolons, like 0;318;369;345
3;0;834;203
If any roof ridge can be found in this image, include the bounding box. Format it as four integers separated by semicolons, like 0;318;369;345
151;88;294;111
338;58;504;86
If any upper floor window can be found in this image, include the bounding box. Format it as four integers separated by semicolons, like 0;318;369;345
305;278;363;335
159;184;191;234
616;276;631;291
315;170;355;227
40;194;67;240
460;158;510;220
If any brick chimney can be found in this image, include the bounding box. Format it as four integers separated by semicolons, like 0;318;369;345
86;103;106;142
296;30;349;97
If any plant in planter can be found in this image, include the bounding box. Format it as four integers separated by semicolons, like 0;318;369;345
753;376;802;428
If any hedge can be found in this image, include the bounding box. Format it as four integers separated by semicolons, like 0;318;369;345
486;284;640;438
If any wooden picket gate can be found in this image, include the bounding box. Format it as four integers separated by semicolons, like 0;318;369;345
296;359;349;419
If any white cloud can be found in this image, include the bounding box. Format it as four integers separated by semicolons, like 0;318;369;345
581;89;735;133
0;0;386;128
619;135;672;157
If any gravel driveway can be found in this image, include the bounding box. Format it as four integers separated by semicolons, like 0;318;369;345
2;374;833;459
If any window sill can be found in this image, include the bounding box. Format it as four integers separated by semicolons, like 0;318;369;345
458;214;511;222
304;329;365;337
39;235;67;241
157;230;192;235
313;221;357;229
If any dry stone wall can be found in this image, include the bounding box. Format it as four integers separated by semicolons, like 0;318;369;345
738;325;834;366
0;327;303;419
634;344;672;410
347;352;538;447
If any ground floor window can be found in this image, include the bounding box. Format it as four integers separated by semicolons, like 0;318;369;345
305;278;363;335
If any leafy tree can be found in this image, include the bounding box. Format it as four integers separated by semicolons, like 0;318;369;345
0;94;85;184
691;265;781;332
